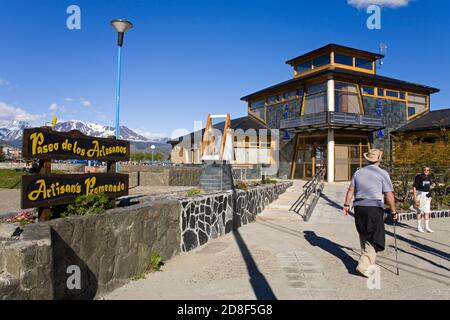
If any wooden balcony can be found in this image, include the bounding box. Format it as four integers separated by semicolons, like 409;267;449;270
280;111;384;133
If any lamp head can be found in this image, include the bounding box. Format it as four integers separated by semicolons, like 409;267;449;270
111;19;133;33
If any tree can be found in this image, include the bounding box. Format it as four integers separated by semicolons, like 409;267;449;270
0;144;5;162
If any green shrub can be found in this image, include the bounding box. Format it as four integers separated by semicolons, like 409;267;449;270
235;181;249;189
148;253;164;272
61;194;112;217
186;188;201;196
262;178;277;184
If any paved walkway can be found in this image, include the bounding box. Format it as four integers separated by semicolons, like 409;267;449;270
105;181;450;300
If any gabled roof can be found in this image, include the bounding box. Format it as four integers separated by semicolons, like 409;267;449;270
285;43;384;66
241;67;440;101
392;109;450;133
168;116;268;145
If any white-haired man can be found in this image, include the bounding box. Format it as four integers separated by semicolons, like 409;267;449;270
342;149;398;277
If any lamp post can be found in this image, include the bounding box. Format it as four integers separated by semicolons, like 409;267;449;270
151;144;156;163
111;19;133;172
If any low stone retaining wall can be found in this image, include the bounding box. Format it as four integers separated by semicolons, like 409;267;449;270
121;165;202;187
0;181;292;299
0;162;85;172
179;182;292;252
398;209;450;222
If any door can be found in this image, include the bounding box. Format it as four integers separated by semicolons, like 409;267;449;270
335;145;349;181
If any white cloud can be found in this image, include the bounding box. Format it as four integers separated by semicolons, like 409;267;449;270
0;79;10;87
134;129;169;140
80;97;92;107
347;0;410;8
0;101;46;126
49;103;66;112
64;97;74;102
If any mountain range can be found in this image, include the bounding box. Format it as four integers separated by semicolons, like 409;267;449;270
0;120;172;156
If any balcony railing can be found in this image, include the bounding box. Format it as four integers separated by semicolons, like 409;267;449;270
280;111;384;132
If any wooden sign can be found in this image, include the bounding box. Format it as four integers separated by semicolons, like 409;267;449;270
21;173;129;209
22;128;130;161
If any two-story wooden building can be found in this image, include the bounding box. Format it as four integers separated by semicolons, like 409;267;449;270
170;44;440;182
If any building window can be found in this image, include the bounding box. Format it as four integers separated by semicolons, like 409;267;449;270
377;88;385;96
355;57;373;70
267;95;281;104
312;54;330;69
399;92;406;100
407;94;427;117
304;82;327;115
250;100;266;121
334;82;362;114
361;86;375;95
296;61;312;74
334;53;353;66
386;90;399;98
283;90;297;100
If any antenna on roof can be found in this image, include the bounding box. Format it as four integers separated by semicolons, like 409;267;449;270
378;42;388;70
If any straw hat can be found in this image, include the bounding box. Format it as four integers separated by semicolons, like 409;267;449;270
363;149;383;163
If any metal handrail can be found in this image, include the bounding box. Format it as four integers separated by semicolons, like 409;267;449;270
290;168;325;221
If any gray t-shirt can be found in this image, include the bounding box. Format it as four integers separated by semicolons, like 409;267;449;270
351;164;394;208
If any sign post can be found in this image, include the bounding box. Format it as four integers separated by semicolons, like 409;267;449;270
21;127;130;221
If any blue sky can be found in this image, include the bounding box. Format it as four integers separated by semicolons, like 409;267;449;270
1;0;449;138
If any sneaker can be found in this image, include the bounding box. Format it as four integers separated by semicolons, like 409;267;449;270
356;265;369;278
425;227;435;233
417;226;425;233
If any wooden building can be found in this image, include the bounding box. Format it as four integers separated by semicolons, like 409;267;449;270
170;44;441;182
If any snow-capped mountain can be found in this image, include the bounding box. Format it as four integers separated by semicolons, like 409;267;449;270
0;120;31;142
0;120;170;150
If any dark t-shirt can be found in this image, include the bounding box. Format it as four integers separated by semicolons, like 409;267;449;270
414;174;431;192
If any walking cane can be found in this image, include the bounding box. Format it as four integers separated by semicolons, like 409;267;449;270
393;215;400;276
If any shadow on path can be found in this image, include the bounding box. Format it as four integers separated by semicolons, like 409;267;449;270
385;230;450;262
233;230;277;300
303;231;360;276
389;245;450;273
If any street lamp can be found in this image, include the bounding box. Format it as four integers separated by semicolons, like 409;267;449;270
111;19;133;172
151;144;156;163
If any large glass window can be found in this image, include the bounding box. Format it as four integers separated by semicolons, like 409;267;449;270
304;82;327;114
250;100;266;121
407;94;427;117
355;57;373;70
334;82;362;114
312;54;330;68
334;53;353;66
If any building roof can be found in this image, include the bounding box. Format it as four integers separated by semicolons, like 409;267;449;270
391;109;450;133
241;67;440;101
285;43;384;66
168;115;268;145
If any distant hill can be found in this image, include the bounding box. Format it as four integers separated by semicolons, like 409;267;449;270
0;120;172;159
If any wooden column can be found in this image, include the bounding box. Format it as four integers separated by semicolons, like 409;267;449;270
38;159;52;222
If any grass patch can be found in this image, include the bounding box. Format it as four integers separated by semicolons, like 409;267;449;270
0;169;25;189
0;169;67;189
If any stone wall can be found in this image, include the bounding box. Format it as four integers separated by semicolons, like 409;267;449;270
179;182;292;252
121;165;202;187
363;97;407;153
0;199;181;300
0;181;292;299
0;162;85;172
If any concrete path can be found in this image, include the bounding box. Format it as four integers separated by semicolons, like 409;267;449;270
105;181;450;300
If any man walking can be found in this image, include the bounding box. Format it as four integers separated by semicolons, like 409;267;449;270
342;149;398;277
